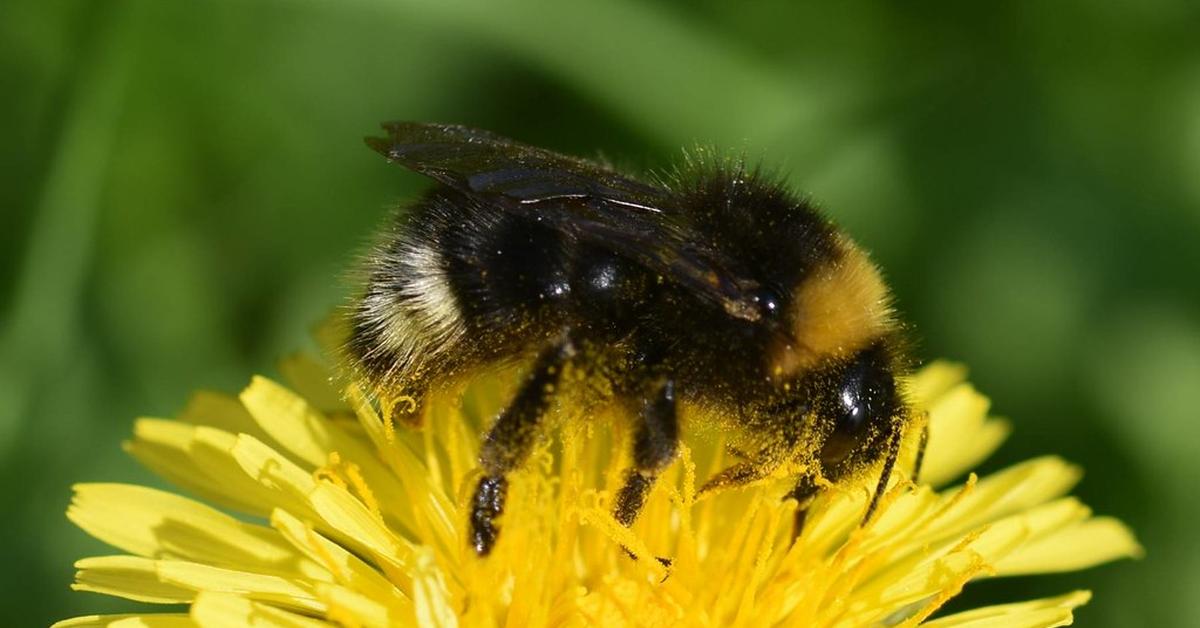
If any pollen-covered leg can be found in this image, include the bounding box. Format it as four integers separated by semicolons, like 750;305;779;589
789;423;905;541
613;379;678;528
698;444;789;496
912;420;930;484
788;474;819;541
470;336;576;556
862;424;903;526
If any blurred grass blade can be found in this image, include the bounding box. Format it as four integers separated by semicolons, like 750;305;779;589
336;0;816;146
0;0;146;454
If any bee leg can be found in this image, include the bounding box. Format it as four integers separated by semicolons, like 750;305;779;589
613;378;677;566
613;378;678;527
470;336;576;556
788;474;819;541
724;444;754;460
911;420;930;485
792;421;907;540
861;424;903;526
697;447;787;495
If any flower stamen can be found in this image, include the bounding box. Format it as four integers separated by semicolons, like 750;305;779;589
313;451;384;523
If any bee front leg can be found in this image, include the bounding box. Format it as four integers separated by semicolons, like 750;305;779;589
788;474;819;541
613;378;678;530
790;424;905;541
470;336;576;556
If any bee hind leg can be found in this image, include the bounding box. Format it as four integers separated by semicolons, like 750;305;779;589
612;377;678;565
470;335;577;556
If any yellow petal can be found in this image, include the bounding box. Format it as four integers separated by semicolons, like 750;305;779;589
306;482;414;578
345;385;459;556
269;508;412;615
72;556;195;604
922;590;1092;627
67;484;326;581
907;361;969;406
128;421;325;521
74;555;326;613
189;591;331;628
239;376;353;467
911;457;1081;549
155;560;325;614
994;517;1143;575
872;495;1091;575
277;352;351;415
842;485;1099;623
316;582;394;628
178;391;272;447
920;383;1011;487
152;422;413;581
124;419;265;516
52;615;195;628
222;431;321;517
239;376;413;530
993;497;1092;547
411;548;458;628
849;516;1030;622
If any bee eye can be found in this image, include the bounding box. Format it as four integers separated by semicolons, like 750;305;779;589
832;344;896;435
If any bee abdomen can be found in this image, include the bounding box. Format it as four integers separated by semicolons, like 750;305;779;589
349;190;578;391
349;226;467;391
440;208;573;343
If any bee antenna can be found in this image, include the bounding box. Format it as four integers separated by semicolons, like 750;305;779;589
861;424;902;526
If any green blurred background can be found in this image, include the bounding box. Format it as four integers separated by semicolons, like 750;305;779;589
3;0;1197;624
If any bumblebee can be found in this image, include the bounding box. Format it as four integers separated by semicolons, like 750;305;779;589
350;123;923;557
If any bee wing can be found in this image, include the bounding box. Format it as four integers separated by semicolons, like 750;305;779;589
366;122;763;321
366;122;671;211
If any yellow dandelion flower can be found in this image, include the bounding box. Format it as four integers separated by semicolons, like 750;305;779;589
56;357;1140;627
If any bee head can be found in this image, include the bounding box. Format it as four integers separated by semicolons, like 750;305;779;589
766;235;896;383
754;235;909;469
809;340;907;469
